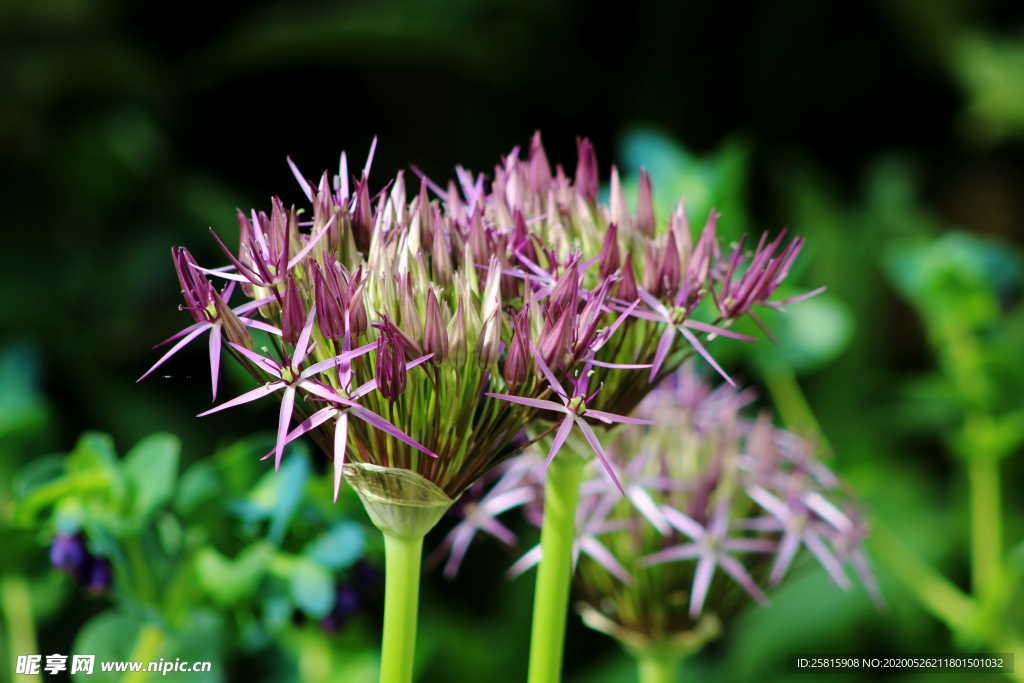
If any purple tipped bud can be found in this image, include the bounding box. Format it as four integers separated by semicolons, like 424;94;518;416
599;224;621;279
642;241;662;296
618;254;639;302
636;169;656;237
423;290;449;361
313;264;345;340
503;312;531;386
529;131;552;192
375;319;408;400
660;230;681;293
282;274;307;345
538;307;573;367
50;533;87;573
548;264;580;316
212;288;253;349
171;247;212;320
575;137;599;204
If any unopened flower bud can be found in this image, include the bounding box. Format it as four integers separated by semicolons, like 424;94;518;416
423;290;449;362
282;274;307;345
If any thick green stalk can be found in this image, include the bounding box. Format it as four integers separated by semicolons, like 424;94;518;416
527;453;585;683
636;653;680;683
380;533;423;683
967;453;1002;608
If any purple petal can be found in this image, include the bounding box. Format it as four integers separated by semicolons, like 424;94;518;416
292;304;317;366
719;554;768;605
486;392;567;414
152;321;205;349
545;414;576;467
506;545;542;578
477;516;517;547
482;487;534;516
724;538;776;553
640;542;701;566
580;537;632;584
803;492;852;532
636;286;671;320
689;555;716;617
300;342;376;380
804;530;851;589
274;386;297;470
298;381;358;407
287;214;336;271
649;326;675;383
678;325;735;387
138;323;211;382
746;485;792;522
528;344;568;399
683;319;756;342
287;156;313;202
586;360;652;370
574;418;624;495
333;411;349;502
764;285;827;308
349;405;437;458
233;295;277;317
661;507;706;540
191;264;251;283
261;406;337;461
583;409;654;425
769;529;801;584
228;342;282;376
197;381;283;417
443;527;476;579
626;486;670;535
241;318;283;336
208;324;222;401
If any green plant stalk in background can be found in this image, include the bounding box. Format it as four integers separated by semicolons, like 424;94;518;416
380;534;423;683
636;653;681;683
527;453;585;683
966;445;1002;608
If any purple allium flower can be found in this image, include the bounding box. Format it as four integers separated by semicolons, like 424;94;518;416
141;134;819;507
437;365;877;648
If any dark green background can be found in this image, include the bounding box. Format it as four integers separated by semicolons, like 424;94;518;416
2;1;1023;681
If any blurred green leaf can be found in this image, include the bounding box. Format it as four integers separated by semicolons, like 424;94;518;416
123;433;180;523
304;521;365;570
72;610;144;682
196;542;273;606
289;557;334;618
754;294;854;372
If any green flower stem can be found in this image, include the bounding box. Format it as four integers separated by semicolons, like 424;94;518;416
380;532;424;683
967;452;1002;608
527;453;585;683
1;574;39;682
637;653;681;683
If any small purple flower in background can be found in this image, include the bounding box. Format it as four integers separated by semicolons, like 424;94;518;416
50;532;113;594
320;584;361;633
50;532;87;573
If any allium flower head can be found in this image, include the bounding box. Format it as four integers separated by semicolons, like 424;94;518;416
141;135;820;519
437;365;877;653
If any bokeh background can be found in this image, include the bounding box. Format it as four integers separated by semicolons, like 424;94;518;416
3;1;1024;681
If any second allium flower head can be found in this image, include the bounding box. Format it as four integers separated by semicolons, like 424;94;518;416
141;134;820;506
437;365;878;653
